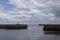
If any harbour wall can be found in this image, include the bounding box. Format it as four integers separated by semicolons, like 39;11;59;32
43;24;60;31
0;24;27;29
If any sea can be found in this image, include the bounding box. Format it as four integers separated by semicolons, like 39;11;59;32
0;24;60;40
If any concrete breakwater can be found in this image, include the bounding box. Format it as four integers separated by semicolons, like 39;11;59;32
43;24;60;31
0;24;27;29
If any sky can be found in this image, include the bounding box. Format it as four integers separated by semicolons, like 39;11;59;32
0;0;60;24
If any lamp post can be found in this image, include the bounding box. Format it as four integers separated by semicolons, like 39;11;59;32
16;21;19;27
17;21;19;24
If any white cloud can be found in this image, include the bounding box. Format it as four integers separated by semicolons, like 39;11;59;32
1;0;60;24
8;0;56;24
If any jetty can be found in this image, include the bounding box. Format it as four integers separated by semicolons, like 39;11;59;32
43;24;60;31
0;24;27;29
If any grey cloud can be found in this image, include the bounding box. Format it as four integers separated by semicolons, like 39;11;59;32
36;0;60;18
0;0;60;24
18;8;31;11
51;6;60;18
44;5;60;18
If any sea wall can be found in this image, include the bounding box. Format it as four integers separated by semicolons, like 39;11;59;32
0;24;27;29
43;24;60;31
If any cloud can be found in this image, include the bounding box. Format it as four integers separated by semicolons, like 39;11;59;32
8;0;56;24
0;0;60;24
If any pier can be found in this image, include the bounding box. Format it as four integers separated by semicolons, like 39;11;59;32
43;24;60;31
0;24;27;29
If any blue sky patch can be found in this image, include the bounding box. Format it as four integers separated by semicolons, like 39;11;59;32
0;0;16;11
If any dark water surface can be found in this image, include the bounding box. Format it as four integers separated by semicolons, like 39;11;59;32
0;25;60;40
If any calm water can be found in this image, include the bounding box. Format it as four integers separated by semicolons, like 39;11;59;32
0;25;60;40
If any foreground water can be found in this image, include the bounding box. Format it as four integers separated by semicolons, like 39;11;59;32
0;25;60;40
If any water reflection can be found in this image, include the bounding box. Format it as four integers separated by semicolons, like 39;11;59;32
44;31;60;35
0;25;60;40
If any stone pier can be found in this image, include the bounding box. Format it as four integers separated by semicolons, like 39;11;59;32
43;24;60;31
0;24;27;29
